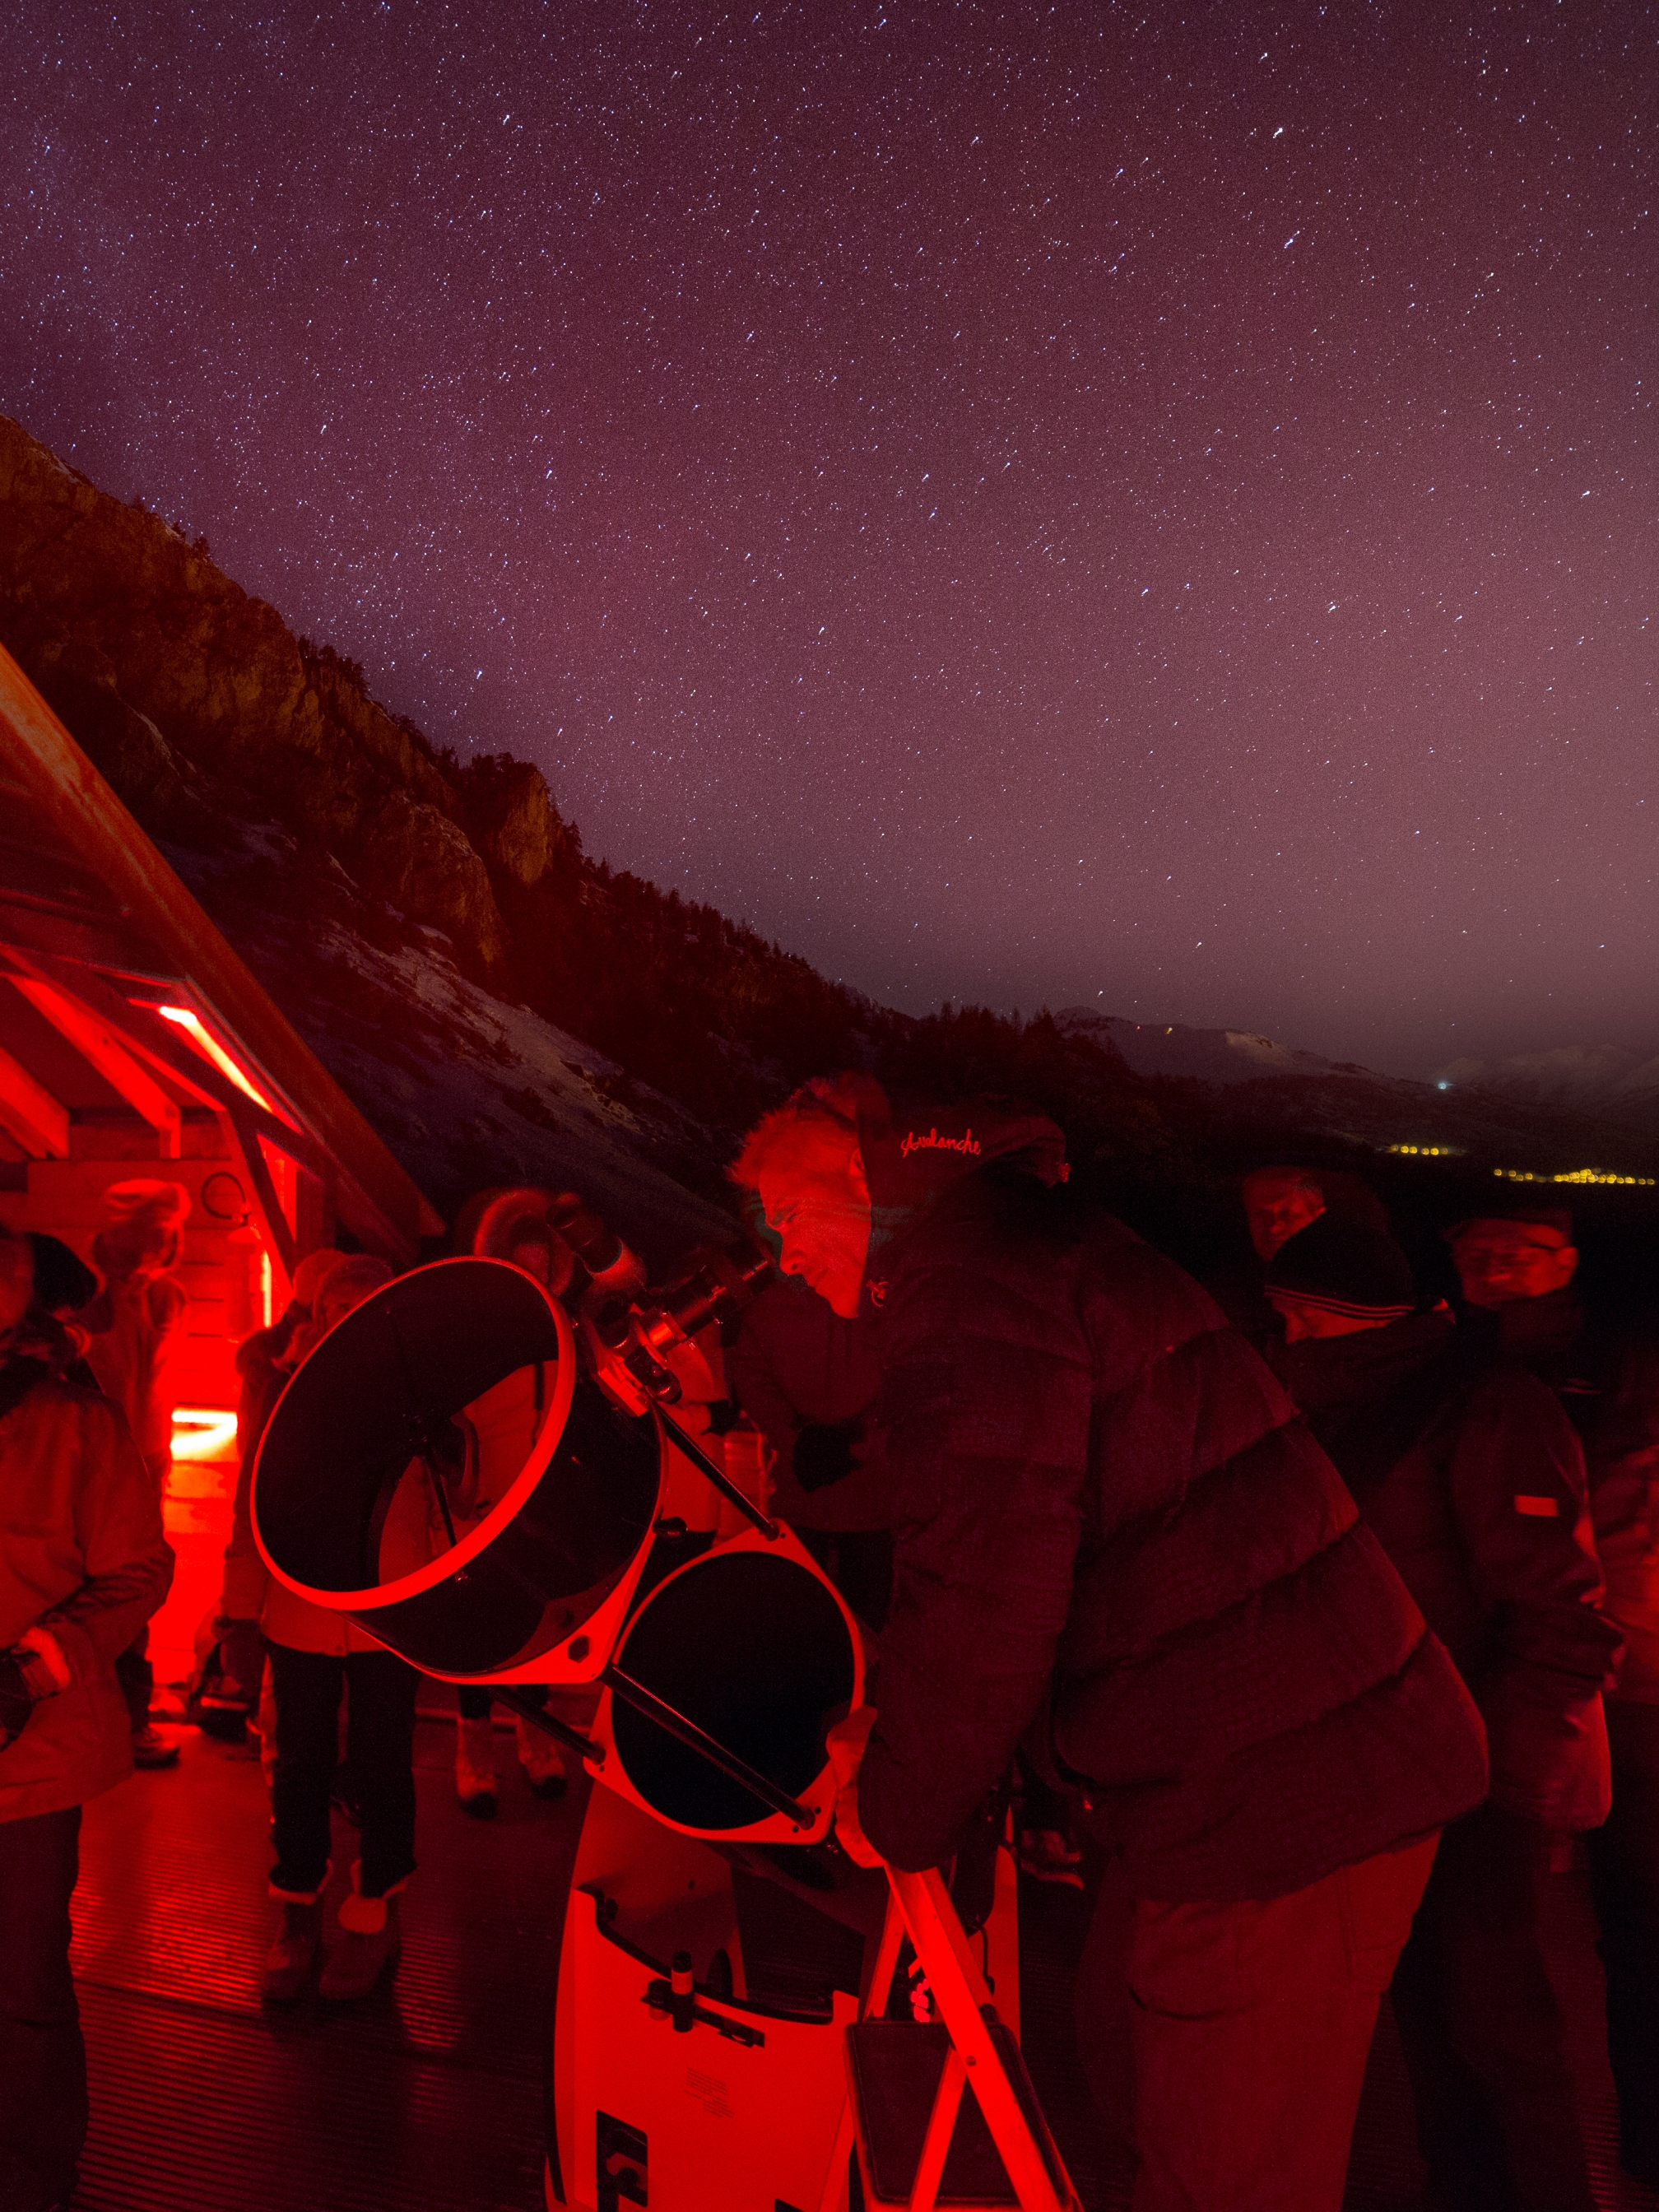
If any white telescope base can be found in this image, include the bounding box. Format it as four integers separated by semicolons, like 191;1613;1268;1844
549;1782;857;2211
546;1781;1022;2212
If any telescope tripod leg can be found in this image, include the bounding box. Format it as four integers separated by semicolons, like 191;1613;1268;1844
833;1866;1082;2212
816;2101;857;2212
810;1895;908;2212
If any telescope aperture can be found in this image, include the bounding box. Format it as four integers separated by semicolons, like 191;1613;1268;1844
252;1257;662;1677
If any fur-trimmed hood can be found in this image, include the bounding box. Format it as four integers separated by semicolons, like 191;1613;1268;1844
471;1187;557;1259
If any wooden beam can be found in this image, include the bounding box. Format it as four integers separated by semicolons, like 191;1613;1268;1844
9;974;183;1156
0;942;331;1179
225;1101;298;1282
0;1042;69;1157
0;644;442;1253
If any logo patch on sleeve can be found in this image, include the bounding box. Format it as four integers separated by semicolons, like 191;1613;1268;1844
1513;1494;1561;1517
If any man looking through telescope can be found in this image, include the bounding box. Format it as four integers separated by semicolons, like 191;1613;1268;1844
731;1075;1490;2212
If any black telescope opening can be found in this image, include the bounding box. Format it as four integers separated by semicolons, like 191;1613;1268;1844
252;1259;662;1676
609;1550;855;1834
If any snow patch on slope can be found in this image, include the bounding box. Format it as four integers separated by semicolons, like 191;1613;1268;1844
165;834;737;1267
1432;1047;1659;1134
1057;1008;1392;1088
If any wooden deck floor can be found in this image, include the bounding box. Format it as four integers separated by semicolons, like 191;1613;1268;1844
67;1713;1659;2212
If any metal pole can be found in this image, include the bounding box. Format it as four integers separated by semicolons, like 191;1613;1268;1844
655;1405;779;1540
489;1684;605;1766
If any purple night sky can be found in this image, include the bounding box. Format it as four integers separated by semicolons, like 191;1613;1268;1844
2;3;1654;1075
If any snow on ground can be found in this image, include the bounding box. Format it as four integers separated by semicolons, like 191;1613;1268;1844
299;918;738;1262
165;833;739;1269
1057;1007;1387;1089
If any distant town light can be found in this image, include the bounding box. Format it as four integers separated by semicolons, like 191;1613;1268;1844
1385;1144;1464;1158
1494;1166;1657;1188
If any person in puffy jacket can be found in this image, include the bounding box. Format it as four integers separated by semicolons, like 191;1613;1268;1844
1444;1197;1659;2191
81;1178;192;1767
732;1076;1489;2212
1269;1211;1619;2212
0;1229;174;2212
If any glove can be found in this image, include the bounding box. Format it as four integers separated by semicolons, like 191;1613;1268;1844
216;1619;267;1701
0;1652;39;1754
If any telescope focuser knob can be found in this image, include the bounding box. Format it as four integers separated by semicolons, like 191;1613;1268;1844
641;1954;766;2047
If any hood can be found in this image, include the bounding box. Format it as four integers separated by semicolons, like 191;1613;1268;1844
471;1187;558;1260
853;1083;1068;1284
90;1177;191;1275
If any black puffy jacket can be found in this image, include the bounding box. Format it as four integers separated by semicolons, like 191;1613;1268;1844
1282;1307;1617;1835
852;1096;1488;1899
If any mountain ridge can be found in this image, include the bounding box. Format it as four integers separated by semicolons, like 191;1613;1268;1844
2;407;1652;1238
1432;1045;1659;1137
1057;1008;1389;1090
0;411;1169;1235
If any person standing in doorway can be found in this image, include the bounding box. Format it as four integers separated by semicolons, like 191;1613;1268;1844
81;1178;191;1768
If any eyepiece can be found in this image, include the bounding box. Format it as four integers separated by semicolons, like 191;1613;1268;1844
547;1191;625;1276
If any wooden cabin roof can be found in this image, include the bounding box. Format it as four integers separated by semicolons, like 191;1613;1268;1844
0;642;442;1265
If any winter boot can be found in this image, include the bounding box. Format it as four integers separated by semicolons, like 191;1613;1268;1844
516;1712;569;1799
131;1722;181;1768
319;1872;402;2001
454;1715;498;1818
262;1896;324;2002
1014;1824;1085;1889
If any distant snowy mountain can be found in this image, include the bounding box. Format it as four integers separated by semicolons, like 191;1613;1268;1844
1431;1047;1659;1136
1057;1009;1392;1090
1051;1008;1659;1178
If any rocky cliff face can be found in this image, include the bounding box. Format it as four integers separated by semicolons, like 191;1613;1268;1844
0;413;509;970
456;753;573;889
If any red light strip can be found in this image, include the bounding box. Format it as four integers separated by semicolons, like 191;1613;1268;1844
155;1003;276;1113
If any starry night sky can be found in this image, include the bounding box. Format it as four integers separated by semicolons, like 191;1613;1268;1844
2;2;1654;1075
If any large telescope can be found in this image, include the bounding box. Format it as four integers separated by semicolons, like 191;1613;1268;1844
249;1217;1033;2211
251;1243;863;1842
